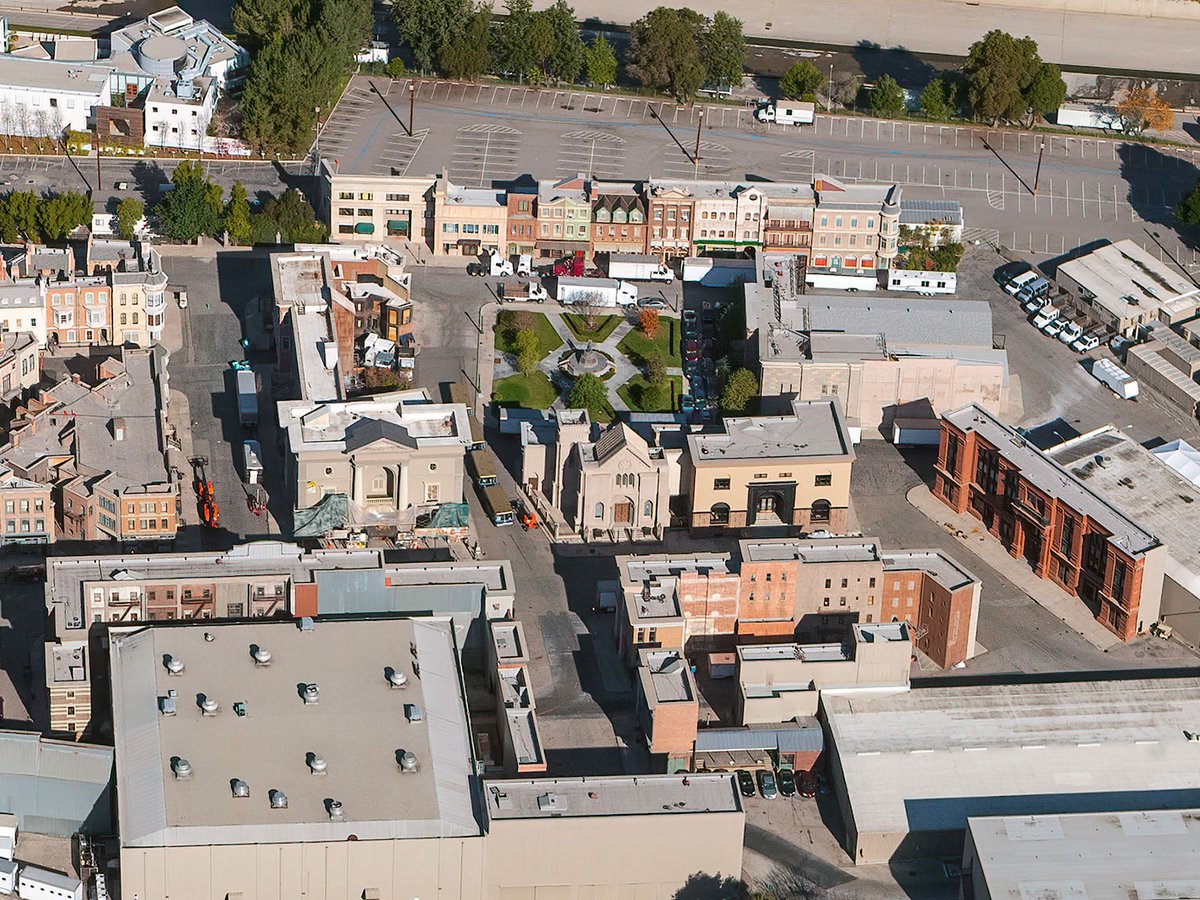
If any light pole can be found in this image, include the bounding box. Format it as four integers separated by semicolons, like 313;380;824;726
828;63;835;113
409;81;416;136
693;110;704;179
313;106;321;173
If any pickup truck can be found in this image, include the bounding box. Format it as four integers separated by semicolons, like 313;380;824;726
1032;306;1060;330
497;280;548;303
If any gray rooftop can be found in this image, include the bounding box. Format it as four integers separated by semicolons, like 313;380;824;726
638;650;695;704
483;774;740;820
741;537;882;565
0;731;113;837
945;404;1160;557
967;809;1200;899
279;390;471;452
694;722;824;754
883;550;977;592
899;199;963;227
825;676;1200;839
111;617;480;847
1058;239;1199;322
689;398;854;463
18;865;81;892
0;56;113;95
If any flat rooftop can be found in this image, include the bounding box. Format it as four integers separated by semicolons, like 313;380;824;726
483;774;740;820
689;398;854;463
967;809;1200;899
1058;239;1199;322
899;198;963;227
741;537;882;565
639;650;695;704
0;56;113;94
111;617;480;847
825;676;1200;840
280;390;471;450
883;550;977;592
490;621;526;662
945;404;1160;558
1046;426;1200;583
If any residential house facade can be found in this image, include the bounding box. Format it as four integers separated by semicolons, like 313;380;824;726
590;183;648;257
433;174;507;257
535;174;591;260
646;182;695;260
810;175;901;276
0;331;40;404
505;185;538;257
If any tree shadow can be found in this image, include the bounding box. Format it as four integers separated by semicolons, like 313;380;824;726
848;41;939;92
671;872;749;900
1117;142;1200;252
129;160;167;204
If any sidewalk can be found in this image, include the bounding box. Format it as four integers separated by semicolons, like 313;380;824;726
906;483;1122;652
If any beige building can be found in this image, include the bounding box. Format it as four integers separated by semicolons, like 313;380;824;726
809;175;901;275
735;622;912;724
487;620;547;775
433;172;507;258
0;466;53;546
111;617;745;900
0;331;39;404
748;285;1010;431
324;167;436;249
652;179;767;255
277;388;471;534
685;398;855;533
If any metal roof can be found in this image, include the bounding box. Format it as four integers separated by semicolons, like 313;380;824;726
0;731;112;836
694;723;824;754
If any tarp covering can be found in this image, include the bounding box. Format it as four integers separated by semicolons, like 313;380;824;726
292;493;350;537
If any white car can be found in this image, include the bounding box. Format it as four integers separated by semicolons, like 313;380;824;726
1071;334;1100;353
1022;295;1049;314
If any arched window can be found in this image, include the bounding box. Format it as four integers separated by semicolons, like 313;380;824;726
710;503;730;525
643;501;653;519
812;499;831;523
594;502;604;519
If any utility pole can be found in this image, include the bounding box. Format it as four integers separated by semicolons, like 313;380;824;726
409;81;416;136
692;109;704;179
828;63;835;113
93;125;100;199
1032;140;1046;196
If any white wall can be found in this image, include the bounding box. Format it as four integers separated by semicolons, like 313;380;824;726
144;89;214;149
0;87;101;135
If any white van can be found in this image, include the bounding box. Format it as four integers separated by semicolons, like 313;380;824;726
1005;270;1039;296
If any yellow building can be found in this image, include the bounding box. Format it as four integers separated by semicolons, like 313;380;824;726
433;171;508;257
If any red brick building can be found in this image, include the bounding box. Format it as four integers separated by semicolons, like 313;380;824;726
934;404;1166;641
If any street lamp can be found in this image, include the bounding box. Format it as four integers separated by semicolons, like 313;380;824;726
828;63;835;113
314;106;321;171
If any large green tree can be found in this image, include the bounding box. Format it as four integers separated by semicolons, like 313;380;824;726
704;11;745;91
963;29;1043;125
719;368;758;414
628;6;708;104
270;189;328;243
224;181;253;245
38;191;91;241
1024;62;1066;126
870;74;905;117
115;197;145;240
585;34;618;88
543;0;585;83
779;60;822;100
567;372;609;418
395;0;472;74
497;0;536;78
439;4;492;80
920;76;957;120
3;191;40;240
513;328;540;375
155;160;224;242
1177;181;1200;226
232;0;310;53
526;14;555;80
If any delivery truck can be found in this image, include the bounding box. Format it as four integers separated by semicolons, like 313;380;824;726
236;369;258;428
497;280;549;303
606;254;674;283
1092;358;1139;399
755;100;816;125
806;271;878;292
554;276;638;307
467;250;514;278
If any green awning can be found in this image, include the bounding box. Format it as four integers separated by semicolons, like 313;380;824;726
354;222;375;234
387;219;408;234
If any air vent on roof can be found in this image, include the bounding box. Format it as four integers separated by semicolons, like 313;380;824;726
231;778;250;798
299;617;315;633
307;753;327;775
200;695;219;716
385;667;408;688
250;645;272;666
302;683;320;705
404;703;422;723
537;792;566;813
159;695;176;716
397;749;418;772
171;758;192;779
269;790;288;809
327;799;344;822
164;654;184;675
204;632;214;642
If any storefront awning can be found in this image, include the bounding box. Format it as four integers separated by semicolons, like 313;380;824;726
386;219;408;233
536;239;589;252
456;237;481;246
354;222;375;234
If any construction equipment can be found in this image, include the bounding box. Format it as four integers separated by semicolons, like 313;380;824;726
515;497;538;532
189;456;221;529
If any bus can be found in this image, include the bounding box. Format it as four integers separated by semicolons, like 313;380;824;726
480;484;514;526
466;448;498;487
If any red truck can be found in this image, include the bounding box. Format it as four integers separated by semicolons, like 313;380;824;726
550;251;585;277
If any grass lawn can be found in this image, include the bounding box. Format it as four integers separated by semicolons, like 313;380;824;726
494;311;563;360
491;372;559;409
618;317;680;368
562;312;622;343
617;375;683;413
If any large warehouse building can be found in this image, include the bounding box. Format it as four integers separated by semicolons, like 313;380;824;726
111;617;744;899
824;676;1200;864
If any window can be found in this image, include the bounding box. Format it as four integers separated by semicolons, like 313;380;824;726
595;502;605;519
868;577;876;588
811;499;831;523
709;503;730;525
814;473;832;487
713;478;731;490
425;483;440;503
824;578;831;589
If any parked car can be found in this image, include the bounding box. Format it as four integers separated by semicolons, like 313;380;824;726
681;395;695;415
778;768;796;797
1072;334;1101;353
1032;306;1060;330
683;310;698;325
757;770;778;799
799;770;818;798
1022;295;1049;314
736;769;756;798
637;297;669;310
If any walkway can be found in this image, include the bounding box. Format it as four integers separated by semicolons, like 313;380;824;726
906;484;1121;651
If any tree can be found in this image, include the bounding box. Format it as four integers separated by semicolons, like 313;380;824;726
567;372;609;417
232;0;310;53
719;368;758;413
115;197;145;240
498;0;536;78
870;74;905;118
920;76;957;120
395;0;471;73
704;11;745;91
1117;85;1174;135
543;0;585;83
585;35;618;88
628;6;709;104
4;191;40;240
268;189;328;243
513;328;541;374
384;58;407;79
1178;181;1200;226
155;160;224;242
38;191;90;241
639;306;660;338
963;29;1042;125
779;60;822;100
439;5;492;81
645;350;666;384
526;14;556;81
224;182;253;245
1024;62;1066;126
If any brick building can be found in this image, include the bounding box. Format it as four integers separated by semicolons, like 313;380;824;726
645;182;695;260
590;182;648;257
934;404;1166;640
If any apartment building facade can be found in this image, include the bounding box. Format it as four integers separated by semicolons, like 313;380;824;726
505;185;538;256
0;331;40;404
326;170;435;246
645;182;695;260
433;174;507;257
590;183;648;256
934;404;1166;640
535;174;591;260
0;468;53;546
809;175;901;276
0;282;47;347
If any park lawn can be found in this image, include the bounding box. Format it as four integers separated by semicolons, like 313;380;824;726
617;375;683;413
494;311;563;360
618;317;680;368
491;372;559;409
561;312;622;343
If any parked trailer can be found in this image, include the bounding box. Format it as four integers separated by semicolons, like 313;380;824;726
554;276;638;307
606;254;674;283
1055;102;1123;130
235;369;258;428
887;270;957;294
805;271;878;292
682;257;757;287
755;101;816;125
1092;357;1140;399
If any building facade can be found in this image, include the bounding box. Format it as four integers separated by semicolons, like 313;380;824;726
327;172;435;246
504;185;537;256
535;174;591;260
0;331;39;404
646;182;695;260
590;183;648;256
433;174;507;258
934;404;1166;640
809;175;901;276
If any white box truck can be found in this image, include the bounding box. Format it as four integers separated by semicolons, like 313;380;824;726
236;369;258;428
497;280;549;303
242;440;264;484
682;257;757;287
1092;358;1139;399
756;101;816;125
607;254;674;283
555;276;638;307
1055;102;1123;130
887;270;957;294
806;271;878;292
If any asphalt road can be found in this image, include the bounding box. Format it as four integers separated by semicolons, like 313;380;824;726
324;76;1200;273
